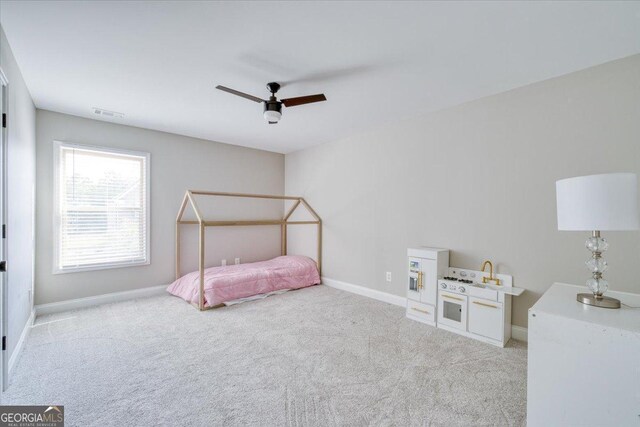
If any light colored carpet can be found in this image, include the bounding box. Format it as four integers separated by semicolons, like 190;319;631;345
5;285;527;426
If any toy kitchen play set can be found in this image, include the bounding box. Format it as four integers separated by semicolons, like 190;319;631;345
406;247;524;347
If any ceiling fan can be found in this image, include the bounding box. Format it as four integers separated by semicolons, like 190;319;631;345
215;82;326;124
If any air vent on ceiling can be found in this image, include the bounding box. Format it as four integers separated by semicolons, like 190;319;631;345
93;108;124;119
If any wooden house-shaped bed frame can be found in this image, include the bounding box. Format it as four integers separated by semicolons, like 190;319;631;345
176;190;322;310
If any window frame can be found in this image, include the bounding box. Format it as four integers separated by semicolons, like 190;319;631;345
52;140;151;274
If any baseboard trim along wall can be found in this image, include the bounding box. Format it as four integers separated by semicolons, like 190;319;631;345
322;277;407;307
9;310;36;377
321;277;528;342
35;285;168;316
511;325;528;342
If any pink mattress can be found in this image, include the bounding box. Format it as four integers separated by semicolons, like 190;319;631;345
167;255;320;308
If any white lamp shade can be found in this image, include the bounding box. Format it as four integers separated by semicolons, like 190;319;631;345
263;110;281;123
556;173;640;231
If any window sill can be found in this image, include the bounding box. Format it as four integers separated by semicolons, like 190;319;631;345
53;259;150;275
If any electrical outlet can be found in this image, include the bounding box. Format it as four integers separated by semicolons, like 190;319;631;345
235;257;240;265
386;272;392;282
221;259;227;266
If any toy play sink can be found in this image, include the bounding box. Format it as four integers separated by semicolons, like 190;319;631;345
469;282;525;297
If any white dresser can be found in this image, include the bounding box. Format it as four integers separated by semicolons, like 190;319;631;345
527;283;640;427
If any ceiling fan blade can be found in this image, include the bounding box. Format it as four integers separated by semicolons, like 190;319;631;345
215;85;264;103
281;94;327;107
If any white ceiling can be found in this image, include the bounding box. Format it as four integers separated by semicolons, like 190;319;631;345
2;1;640;153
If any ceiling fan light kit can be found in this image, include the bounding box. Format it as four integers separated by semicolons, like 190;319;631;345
216;81;326;124
263;107;282;124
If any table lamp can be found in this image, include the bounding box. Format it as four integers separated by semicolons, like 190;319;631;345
556;173;639;309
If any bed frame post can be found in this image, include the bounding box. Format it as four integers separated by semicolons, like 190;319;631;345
317;221;322;276
175;192;190;280
175;223;181;280
281;224;287;255
199;222;205;311
281;199;301;257
183;190;206;311
299;198;323;276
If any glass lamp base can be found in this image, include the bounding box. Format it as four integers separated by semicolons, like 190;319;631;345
576;293;621;309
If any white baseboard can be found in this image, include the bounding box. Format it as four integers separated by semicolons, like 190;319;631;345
322;276;528;343
321;277;407;307
9;309;35;377
35;285;168;316
511;325;528;343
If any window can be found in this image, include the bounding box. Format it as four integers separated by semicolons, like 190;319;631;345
53;141;150;273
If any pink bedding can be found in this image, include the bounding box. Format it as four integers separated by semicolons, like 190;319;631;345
167;255;320;308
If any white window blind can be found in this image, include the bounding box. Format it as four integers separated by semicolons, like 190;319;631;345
54;142;150;273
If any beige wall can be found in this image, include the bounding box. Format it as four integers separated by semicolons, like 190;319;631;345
1;26;36;358
285;54;640;328
36;110;284;305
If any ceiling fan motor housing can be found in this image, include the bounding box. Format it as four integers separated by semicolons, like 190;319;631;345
266;82;281;94
263;99;282;124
